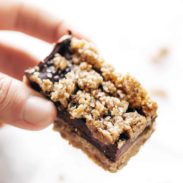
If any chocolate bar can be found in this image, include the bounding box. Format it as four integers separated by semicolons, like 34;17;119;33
25;36;157;172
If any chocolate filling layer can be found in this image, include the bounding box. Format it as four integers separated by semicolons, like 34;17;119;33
54;109;152;162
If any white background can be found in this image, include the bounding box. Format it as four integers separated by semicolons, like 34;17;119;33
0;0;183;182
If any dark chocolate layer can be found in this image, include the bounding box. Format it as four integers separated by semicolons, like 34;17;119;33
54;109;152;162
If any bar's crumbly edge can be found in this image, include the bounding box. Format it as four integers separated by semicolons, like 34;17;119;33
24;35;158;172
54;118;154;172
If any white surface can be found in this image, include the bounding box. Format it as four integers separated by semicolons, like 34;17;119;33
0;0;183;182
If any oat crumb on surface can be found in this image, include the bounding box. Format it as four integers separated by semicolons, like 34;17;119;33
152;47;170;63
150;88;167;98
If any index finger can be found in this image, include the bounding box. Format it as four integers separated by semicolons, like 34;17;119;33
0;1;86;43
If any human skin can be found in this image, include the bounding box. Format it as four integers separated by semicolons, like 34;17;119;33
0;1;86;130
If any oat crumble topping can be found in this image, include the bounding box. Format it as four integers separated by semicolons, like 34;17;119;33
53;53;69;70
26;37;157;145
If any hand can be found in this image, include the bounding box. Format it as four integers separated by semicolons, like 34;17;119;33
0;2;84;130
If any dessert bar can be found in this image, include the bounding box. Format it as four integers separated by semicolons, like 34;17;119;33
25;36;157;172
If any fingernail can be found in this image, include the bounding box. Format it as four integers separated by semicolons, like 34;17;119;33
23;96;56;126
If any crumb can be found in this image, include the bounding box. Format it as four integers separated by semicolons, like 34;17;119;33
53;53;69;70
152;48;170;63
150;88;167;98
41;79;53;92
58;175;65;181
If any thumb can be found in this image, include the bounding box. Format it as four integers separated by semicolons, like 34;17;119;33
0;73;56;130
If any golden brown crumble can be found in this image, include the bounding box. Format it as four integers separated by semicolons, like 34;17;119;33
102;81;117;94
117;139;125;149
30;73;53;92
52;53;69;70
77;70;103;90
51;73;76;108
26;37;157;145
41;79;53;92
120;74;157;118
123;112;147;140
30;72;42;85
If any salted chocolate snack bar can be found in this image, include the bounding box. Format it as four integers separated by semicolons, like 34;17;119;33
25;36;157;172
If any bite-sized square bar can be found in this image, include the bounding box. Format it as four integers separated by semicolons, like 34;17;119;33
25;35;157;172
